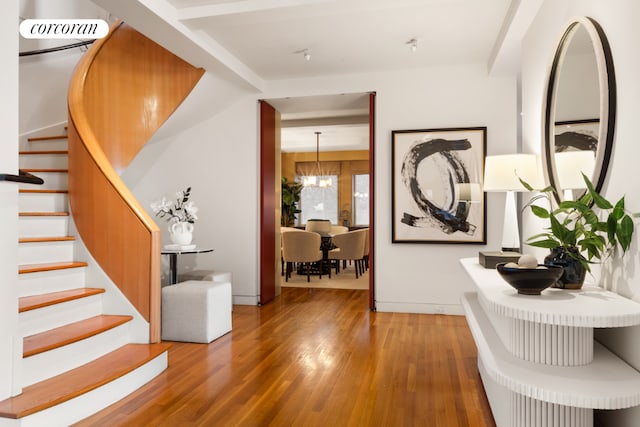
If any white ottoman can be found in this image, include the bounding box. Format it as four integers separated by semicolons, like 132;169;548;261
161;280;232;343
179;270;232;283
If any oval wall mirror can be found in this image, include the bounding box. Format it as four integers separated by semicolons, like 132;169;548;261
542;17;616;203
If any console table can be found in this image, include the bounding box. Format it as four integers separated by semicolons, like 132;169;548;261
460;257;640;427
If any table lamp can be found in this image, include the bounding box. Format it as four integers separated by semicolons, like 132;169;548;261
480;154;544;268
554;151;596;201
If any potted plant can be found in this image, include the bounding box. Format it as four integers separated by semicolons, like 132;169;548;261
150;187;199;245
521;173;635;289
281;177;302;227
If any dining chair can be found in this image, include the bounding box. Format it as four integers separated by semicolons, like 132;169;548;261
330;225;349;235
305;219;331;235
281;230;323;282
362;228;370;270
328;229;367;278
280;226;297;276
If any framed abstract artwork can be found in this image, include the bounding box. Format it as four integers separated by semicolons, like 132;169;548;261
554;119;599;152
392;127;486;244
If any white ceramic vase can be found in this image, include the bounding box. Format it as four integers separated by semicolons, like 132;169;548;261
169;221;194;245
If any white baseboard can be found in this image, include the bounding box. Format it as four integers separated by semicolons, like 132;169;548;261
234;295;259;306
375;301;464;315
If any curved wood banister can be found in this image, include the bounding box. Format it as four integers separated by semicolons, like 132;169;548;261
68;21;204;342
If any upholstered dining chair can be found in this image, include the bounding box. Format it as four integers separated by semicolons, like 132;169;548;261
305;219;331;235
330;225;349;235
328;229;367;278
362;228;370;271
280;227;297;276
282;230;324;282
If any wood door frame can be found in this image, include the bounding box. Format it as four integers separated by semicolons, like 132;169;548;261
367;92;375;310
259;100;277;305
259;93;376;310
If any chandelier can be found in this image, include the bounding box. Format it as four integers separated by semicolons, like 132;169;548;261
302;131;332;188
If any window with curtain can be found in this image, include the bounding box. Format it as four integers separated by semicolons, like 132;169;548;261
353;174;369;226
296;175;338;224
295;161;340;225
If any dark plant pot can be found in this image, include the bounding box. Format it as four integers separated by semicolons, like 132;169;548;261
543;247;587;289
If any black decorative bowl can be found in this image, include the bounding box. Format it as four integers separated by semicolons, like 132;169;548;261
496;263;564;295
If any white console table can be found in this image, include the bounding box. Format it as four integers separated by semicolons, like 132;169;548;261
460;257;640;427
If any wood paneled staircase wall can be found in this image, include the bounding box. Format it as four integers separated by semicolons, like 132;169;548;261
67;21;205;342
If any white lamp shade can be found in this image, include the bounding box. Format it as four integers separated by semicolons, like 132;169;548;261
483;154;544;192
555;151;596;189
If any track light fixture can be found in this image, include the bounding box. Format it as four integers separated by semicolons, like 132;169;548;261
406;38;418;52
293;48;312;61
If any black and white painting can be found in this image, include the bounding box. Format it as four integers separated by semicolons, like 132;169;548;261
392;127;486;244
554;119;599;152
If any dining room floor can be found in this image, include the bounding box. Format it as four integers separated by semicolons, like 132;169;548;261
280;263;369;290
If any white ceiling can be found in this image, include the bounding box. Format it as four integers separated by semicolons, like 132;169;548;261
267;92;370;152
168;0;512;80
93;0;540;151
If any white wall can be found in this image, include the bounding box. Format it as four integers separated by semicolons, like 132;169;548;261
521;1;640;425
126;63;517;311
1;1;21;399
19;50;83;133
19;0;105;133
122;72;260;303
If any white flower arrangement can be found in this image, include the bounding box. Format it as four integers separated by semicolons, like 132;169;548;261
151;187;198;224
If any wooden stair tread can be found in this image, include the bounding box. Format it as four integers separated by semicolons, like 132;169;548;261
19;168;68;173
19;236;76;243
23;315;133;357
0;343;170;419
19;287;101;312
19;189;68;194
19;150;68;155
18;261;88;275
19;212;69;217
27;135;68;142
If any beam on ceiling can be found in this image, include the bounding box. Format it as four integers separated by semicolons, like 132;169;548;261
281;115;370;128
94;0;264;91
176;0;336;21
487;0;543;75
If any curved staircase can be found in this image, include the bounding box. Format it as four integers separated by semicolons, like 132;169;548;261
0;130;170;426
0;19;203;424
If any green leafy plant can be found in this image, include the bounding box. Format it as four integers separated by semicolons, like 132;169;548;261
281;177;302;227
521;173;635;271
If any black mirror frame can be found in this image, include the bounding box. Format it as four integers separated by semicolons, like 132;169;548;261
542;17;616;204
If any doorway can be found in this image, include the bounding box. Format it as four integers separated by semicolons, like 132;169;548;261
259;92;375;309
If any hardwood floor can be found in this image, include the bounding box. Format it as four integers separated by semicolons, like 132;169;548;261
74;288;495;427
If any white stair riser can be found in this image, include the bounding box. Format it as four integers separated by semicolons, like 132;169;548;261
23;323;131;387
19;172;67;191
18;268;86;297
18;240;75;265
19;294;103;337
19;216;68;238
25;140;68;151
19;153;68;169
19;192;68;212
10;352;168;427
